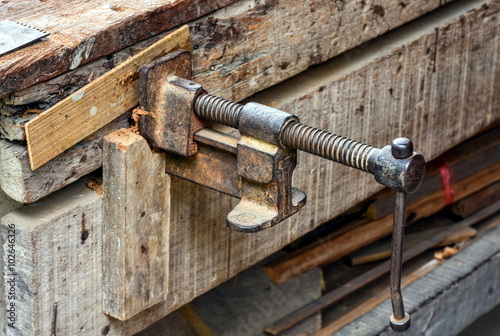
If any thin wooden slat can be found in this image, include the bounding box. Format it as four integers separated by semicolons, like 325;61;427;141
25;25;190;170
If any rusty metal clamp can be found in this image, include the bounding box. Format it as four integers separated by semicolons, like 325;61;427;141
139;50;305;232
139;50;425;331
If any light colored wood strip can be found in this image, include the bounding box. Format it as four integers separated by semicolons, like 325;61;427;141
102;129;170;320
25;25;190;170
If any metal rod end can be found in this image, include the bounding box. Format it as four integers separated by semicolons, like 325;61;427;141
390;312;411;332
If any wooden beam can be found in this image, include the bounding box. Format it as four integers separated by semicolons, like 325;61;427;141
102;129;170;320
0;0;237;98
451;181;500;218
24;26;190;170
0;0;449;101
1;1;499;334
0;112;130;203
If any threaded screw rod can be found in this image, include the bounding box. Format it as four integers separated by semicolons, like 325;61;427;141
195;93;242;128
194;93;379;173
281;122;379;173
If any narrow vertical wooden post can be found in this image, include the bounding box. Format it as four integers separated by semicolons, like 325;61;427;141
102;129;170;320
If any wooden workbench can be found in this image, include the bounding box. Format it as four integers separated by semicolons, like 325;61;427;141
0;0;499;335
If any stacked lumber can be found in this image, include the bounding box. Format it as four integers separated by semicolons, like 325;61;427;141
0;0;498;335
257;126;500;335
263;126;500;284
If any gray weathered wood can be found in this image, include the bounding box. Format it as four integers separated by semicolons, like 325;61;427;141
333;226;500;336
0;112;130;203
0;0;460;200
0;0;449;100
0;187;21;219
1;0;454;112
1;179;105;336
0;1;499;334
184;261;321;336
0;0;238;98
102;129;170;320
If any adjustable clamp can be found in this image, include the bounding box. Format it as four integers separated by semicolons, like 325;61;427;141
139;50;425;331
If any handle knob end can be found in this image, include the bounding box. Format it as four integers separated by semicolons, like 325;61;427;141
390;313;411;332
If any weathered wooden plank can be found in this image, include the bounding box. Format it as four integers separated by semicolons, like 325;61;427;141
2;0;496;200
1;0;450;104
184;262;321;336
332;226;500;336
102;129;170;320
451;181;500;218
24;25;190;170
0;112;130;203
1;179;105;336
1;1;499;334
0;0;237;98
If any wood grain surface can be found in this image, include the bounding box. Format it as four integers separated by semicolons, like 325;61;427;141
0;0;498;334
0;0;237;98
102;129;170;320
1;0;450;101
0;113;130;203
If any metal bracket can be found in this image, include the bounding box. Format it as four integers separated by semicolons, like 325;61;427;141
139;51;305;232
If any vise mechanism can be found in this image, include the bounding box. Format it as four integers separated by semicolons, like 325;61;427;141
139;51;425;332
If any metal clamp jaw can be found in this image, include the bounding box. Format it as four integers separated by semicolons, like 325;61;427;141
139;51;425;331
139;50;305;232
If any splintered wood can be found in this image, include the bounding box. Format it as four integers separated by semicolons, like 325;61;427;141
25;25;190;170
102;129;170;320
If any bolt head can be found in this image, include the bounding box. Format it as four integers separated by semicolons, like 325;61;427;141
392;138;414;159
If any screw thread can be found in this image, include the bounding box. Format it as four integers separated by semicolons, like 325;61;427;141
281;122;378;173
195;94;243;128
194;95;379;173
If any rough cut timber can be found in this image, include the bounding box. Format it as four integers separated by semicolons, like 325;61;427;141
0;0;493;203
0;0;459;202
102;129;170;320
0;0;238;98
1;0;499;334
0;0;452;101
